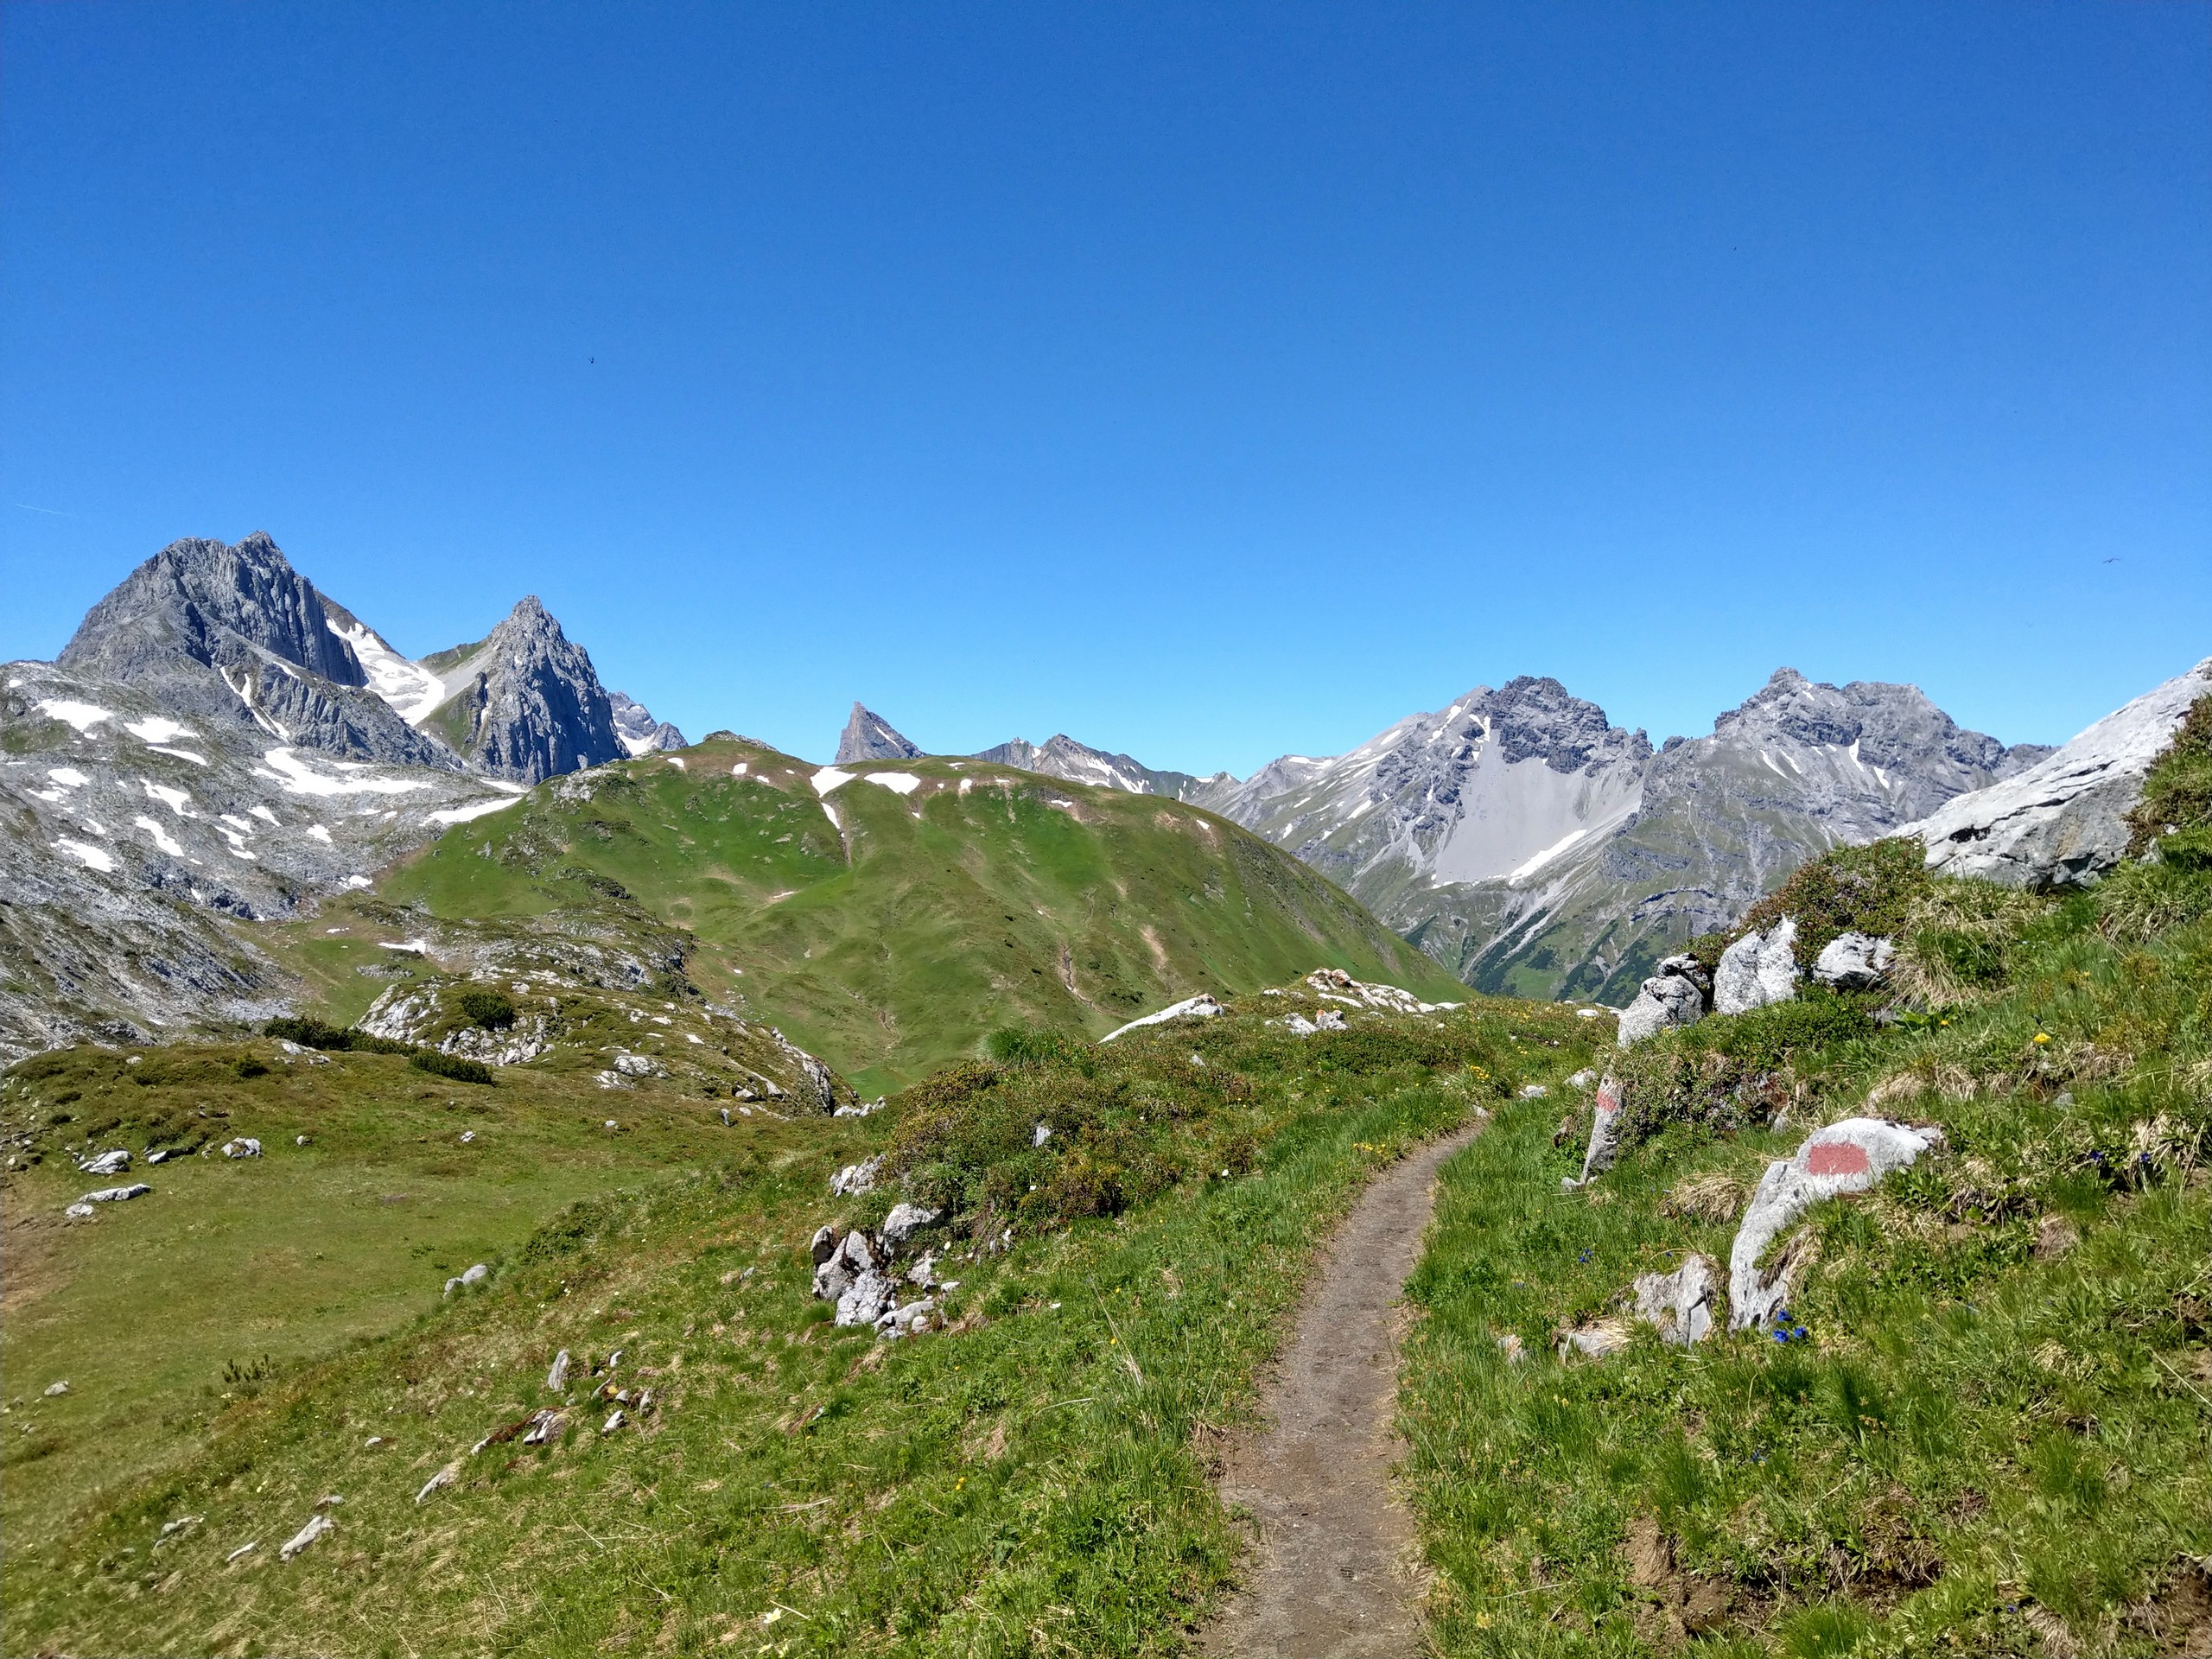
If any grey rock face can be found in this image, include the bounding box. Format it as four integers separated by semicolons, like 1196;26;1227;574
1904;658;2212;888
1812;931;1894;990
57;534;461;771
836;703;923;764
607;690;687;756
976;734;1202;798
419;598;626;785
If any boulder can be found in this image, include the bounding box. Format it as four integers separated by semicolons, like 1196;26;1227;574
1728;1117;1945;1329
222;1138;262;1159
1631;1253;1726;1346
875;1295;938;1339
1315;1008;1348;1032
442;1262;490;1295
79;1148;131;1176
809;1224;838;1265
880;1202;941;1249
829;1155;882;1198
43;1379;69;1396
1812;931;1895;991
79;1183;151;1204
546;1349;570;1392
1617;957;1709;1047
1713;918;1799;1014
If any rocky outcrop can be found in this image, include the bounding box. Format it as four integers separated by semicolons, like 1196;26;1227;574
417;598;626;785
1904;658;2212;888
836;703;923;764
1812;931;1894;990
1617;956;1710;1047
607;691;686;756
1713;918;1798;1014
1631;1253;1726;1346
56;533;460;771
1101;992;1224;1042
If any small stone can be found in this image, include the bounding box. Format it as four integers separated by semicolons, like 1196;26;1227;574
1630;1253;1726;1346
1518;1084;1548;1099
416;1459;462;1503
79;1183;151;1204
809;1225;838;1266
547;1349;571;1391
1495;1333;1527;1363
1554;1319;1633;1360
79;1148;131;1176
295;1135;309;1146
1567;1069;1598;1090
43;1380;68;1397
601;1408;626;1433
156;1515;201;1541
364;1435;385;1448
64;1202;94;1218
880;1203;942;1250
280;1511;334;1560
1811;931;1895;991
1033;1122;1052;1147
226;1541;259;1564
221;1138;263;1159
459;1130;474;1143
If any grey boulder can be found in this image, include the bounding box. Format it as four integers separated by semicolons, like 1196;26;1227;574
1713;918;1799;1014
1631;1253;1726;1346
1812;931;1895;991
1617;956;1709;1047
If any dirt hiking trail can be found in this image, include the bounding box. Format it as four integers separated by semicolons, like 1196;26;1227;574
1204;1118;1484;1658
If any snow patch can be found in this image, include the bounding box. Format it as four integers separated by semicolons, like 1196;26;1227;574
35;699;114;733
47;767;88;789
329;619;448;724
308;823;334;843
124;716;196;745
55;838;115;873
1509;826;1590;883
257;747;430;798
865;771;922;795
429;797;524;826
134;815;183;856
143;781;193;817
250;804;279;824
145;746;209;766
810;767;854;796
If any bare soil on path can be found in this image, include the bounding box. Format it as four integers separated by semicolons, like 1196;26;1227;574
1204;1118;1484;1658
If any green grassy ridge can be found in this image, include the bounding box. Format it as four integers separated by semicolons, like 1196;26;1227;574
1400;878;2212;1656
350;739;1460;1092
0;1038;791;1559
3;995;1598;1657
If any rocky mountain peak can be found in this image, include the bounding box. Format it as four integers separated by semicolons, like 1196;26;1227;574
836;704;923;764
423;597;625;784
1484;676;1653;772
609;690;687;755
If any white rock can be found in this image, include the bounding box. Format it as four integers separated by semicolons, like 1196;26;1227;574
1274;1012;1319;1037
1518;1084;1549;1099
875;1295;938;1339
64;1202;94;1217
443;1262;490;1296
79;1148;131;1176
1714;918;1800;1014
43;1379;69;1396
79;1183;151;1204
1812;931;1895;991
1567;1069;1599;1090
880;1202;941;1249
601;1408;626;1433
146;1147;182;1164
546;1350;570;1391
222;1138;262;1159
1904;656;2212;887
1728;1117;1945;1330
1631;1253;1726;1346
829;1155;882;1197
1314;1007;1348;1032
1032;1122;1052;1147
226;1540;259;1564
416;1459;462;1503
1554;1319;1633;1359
1101;992;1224;1042
1616;957;1708;1047
279;1512;333;1560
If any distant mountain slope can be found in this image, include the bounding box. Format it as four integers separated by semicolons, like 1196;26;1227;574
56;533;459;771
608;690;686;755
835;702;922;763
416;598;626;784
1196;670;2044;1003
976;734;1210;798
367;741;1461;1090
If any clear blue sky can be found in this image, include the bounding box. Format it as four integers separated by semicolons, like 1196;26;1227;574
3;3;2207;772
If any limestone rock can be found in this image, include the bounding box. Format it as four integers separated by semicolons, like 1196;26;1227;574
1101;993;1224;1043
279;1512;333;1560
1904;657;2212;887
443;1262;490;1295
1728;1117;1945;1329
1567;1076;1626;1187
829;1155;881;1198
1555;1319;1633;1360
546;1349;570;1392
1714;918;1799;1014
1812;931;1895;991
1618;957;1709;1047
78;1148;131;1176
222;1138;262;1159
1631;1253;1726;1346
880;1203;941;1249
79;1182;151;1203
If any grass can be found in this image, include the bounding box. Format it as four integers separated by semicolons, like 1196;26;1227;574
294;738;1463;1094
1401;842;2212;1656
1;988;1596;1656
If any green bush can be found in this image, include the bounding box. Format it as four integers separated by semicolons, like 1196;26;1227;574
409;1050;494;1084
1737;837;1933;967
262;1016;352;1051
2125;690;2212;854
453;986;517;1030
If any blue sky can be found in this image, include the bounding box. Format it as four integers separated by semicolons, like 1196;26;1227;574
3;2;2206;772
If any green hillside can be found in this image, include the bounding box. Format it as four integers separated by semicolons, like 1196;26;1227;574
340;738;1461;1092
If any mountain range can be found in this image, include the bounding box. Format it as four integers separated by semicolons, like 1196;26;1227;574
6;529;2192;1060
848;671;2056;1001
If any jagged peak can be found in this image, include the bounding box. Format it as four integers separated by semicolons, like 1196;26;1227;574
837;703;923;764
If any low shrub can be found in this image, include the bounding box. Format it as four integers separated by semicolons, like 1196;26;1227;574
410;1051;494;1084
262;1016;352;1051
453;986;517;1030
2125;691;2212;854
1737;838;1933;967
